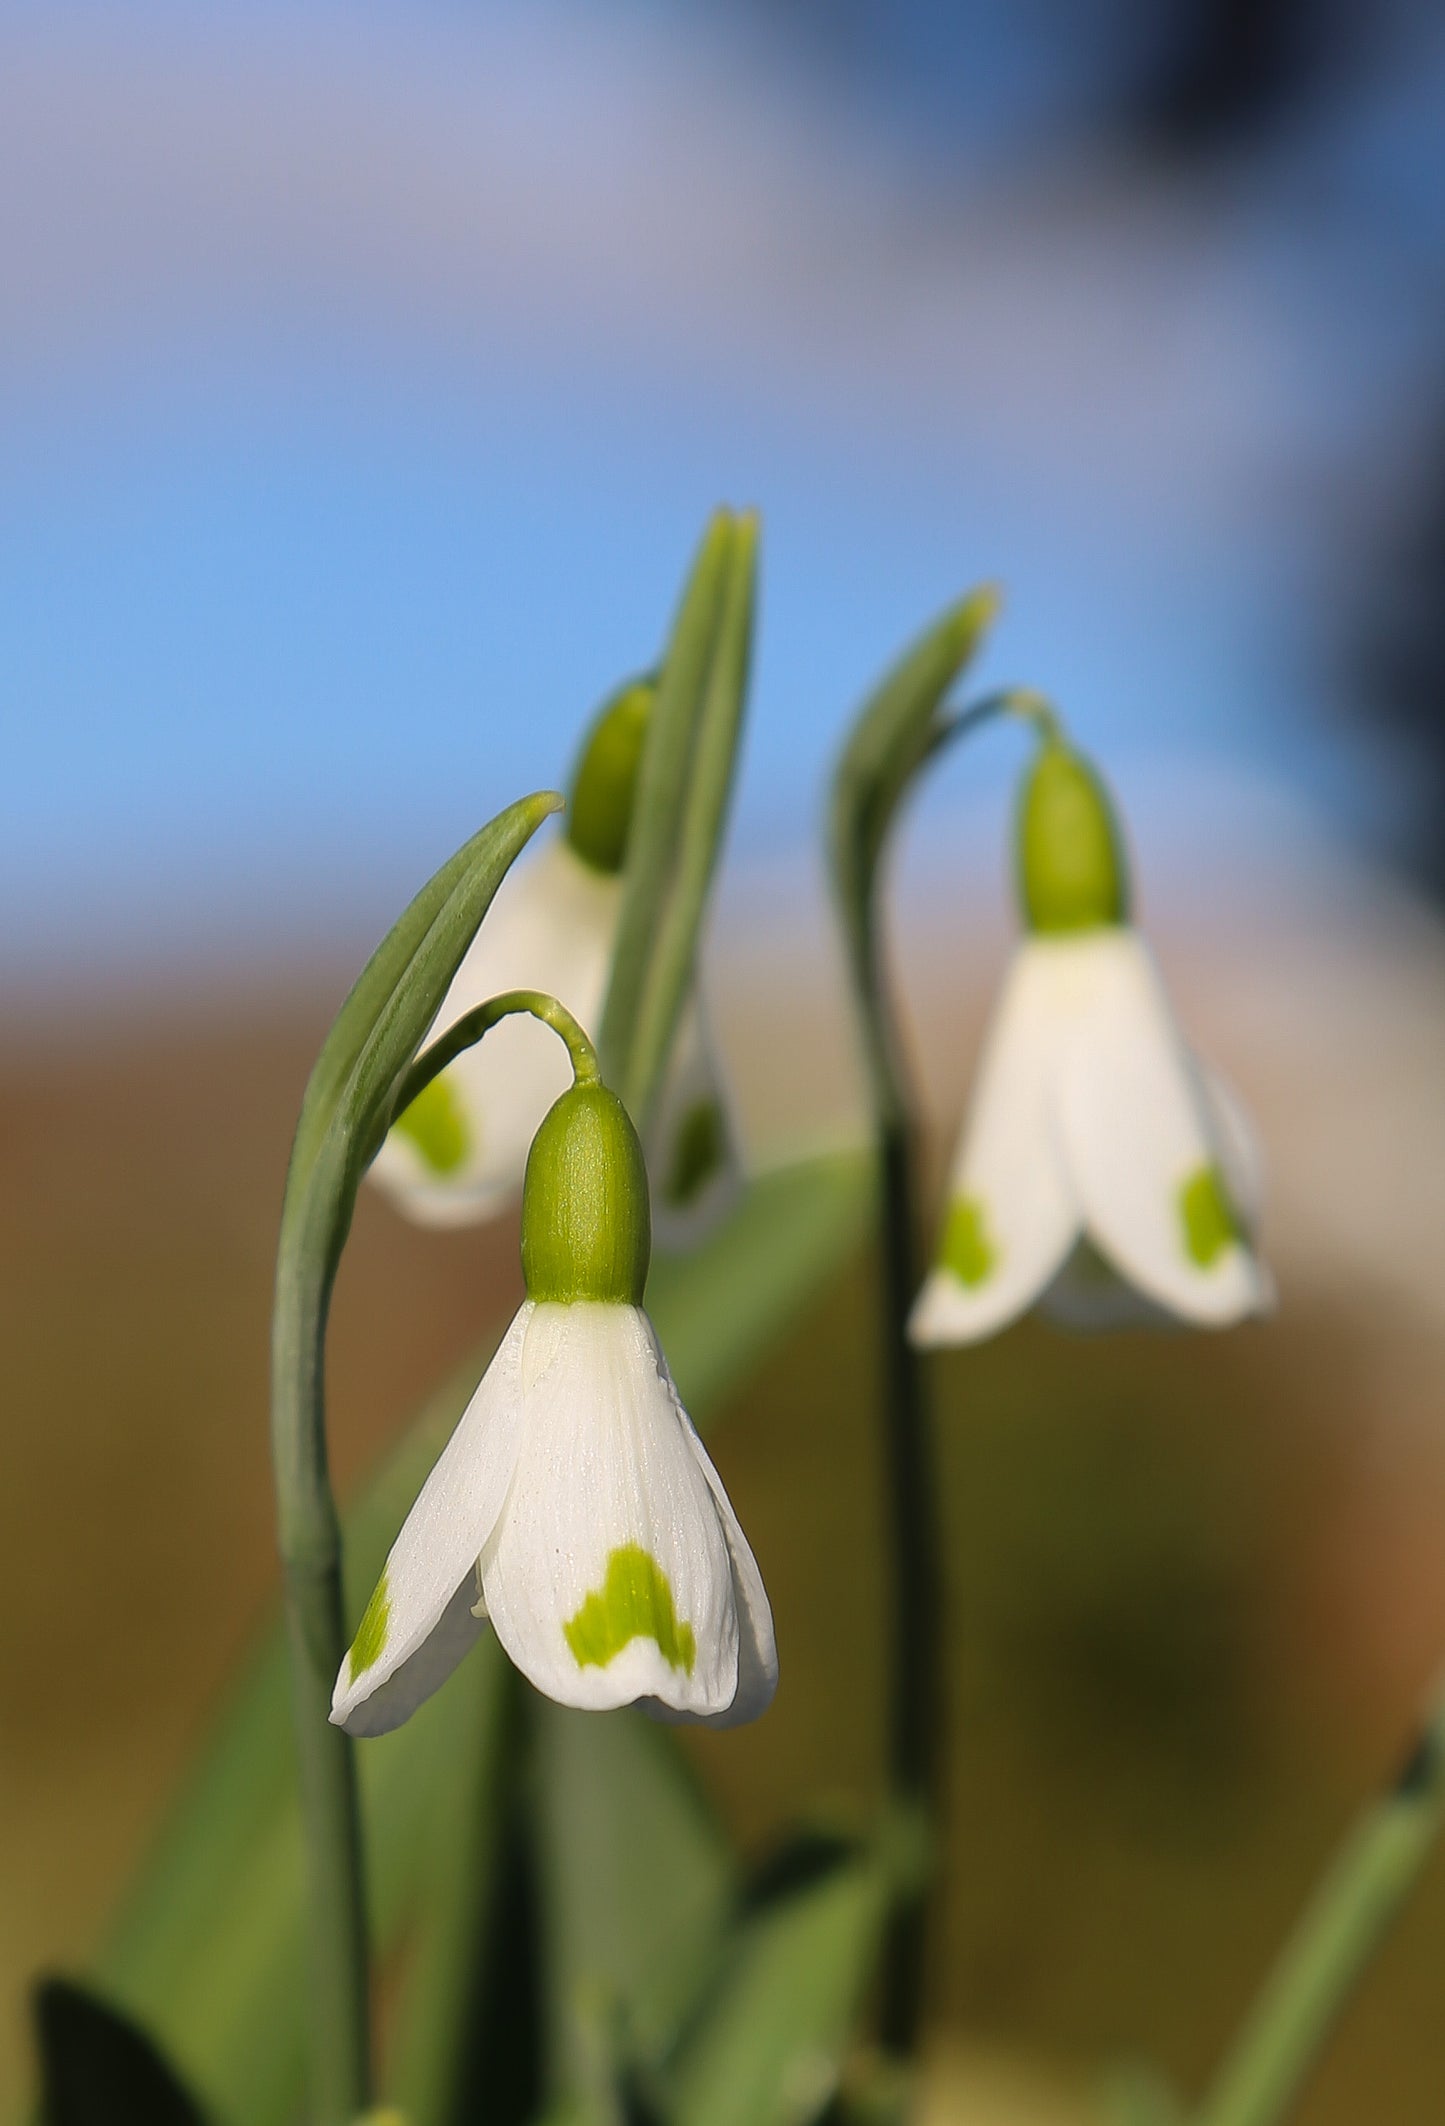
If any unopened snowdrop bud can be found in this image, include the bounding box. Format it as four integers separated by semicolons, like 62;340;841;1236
1017;734;1130;934
910;712;1272;1346
334;1002;775;1735
521;1080;651;1305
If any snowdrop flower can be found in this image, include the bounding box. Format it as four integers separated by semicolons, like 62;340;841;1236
366;679;738;1241
911;729;1273;1346
333;1013;776;1734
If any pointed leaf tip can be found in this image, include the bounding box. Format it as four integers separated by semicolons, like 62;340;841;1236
34;1978;207;2126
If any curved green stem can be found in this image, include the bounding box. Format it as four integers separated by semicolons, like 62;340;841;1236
389;989;599;1131
922;685;1062;771
272;1178;372;2125
1191;1675;1445;2126
826;597;1013;2067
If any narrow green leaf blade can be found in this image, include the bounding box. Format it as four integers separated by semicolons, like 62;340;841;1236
34;1978;209;2126
288;789;561;1199
646;1150;872;1424
534;1702;737;2101
827;587;997;988
600;512;735;1102
387;1660;519;2126
666;1840;892;2126
626;514;757;1124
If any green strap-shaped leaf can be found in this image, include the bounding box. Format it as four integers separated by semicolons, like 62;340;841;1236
386;1659;520;2124
534;1703;736;2107
288;790;562;1217
826;590;997;1117
663;1836;893;2126
34;1978;209;2126
599;512;756;1128
622;517;756;1127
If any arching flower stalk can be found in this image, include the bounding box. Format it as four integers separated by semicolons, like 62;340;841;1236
334;993;776;1736
367;681;738;1245
911;716;1274;1346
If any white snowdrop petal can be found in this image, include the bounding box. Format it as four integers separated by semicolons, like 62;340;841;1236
909;940;1080;1346
480;1303;740;1719
330;1304;531;1734
335;1580;489;1738
668;1408;777;1727
648;994;743;1252
368;838;620;1226
1056;932;1268;1325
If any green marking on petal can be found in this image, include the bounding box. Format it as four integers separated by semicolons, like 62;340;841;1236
393;1072;471;1176
664;1098;725;1209
563;1543;696;1676
1179;1163;1242;1268
939;1194;997;1287
348;1572;390;1683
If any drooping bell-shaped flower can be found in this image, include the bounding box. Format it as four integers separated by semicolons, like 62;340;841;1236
366;680;738;1240
910;731;1273;1345
333;1050;776;1734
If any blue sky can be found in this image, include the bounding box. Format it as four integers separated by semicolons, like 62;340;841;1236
3;2;1443;992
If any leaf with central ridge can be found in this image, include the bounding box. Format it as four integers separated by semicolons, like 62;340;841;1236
664;1834;892;2126
827;591;997;1099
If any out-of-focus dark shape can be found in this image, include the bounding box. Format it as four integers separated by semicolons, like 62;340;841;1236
740;0;1377;155
34;1979;206;2126
1352;413;1445;896
1123;0;1357;153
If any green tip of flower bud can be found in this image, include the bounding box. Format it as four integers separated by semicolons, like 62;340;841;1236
521;1082;652;1305
1016;737;1131;933
565;679;655;874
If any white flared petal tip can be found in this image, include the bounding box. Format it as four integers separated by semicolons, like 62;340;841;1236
908;1186;1076;1347
1115;1241;1275;1328
329;1306;533;1735
909;1270;1005;1347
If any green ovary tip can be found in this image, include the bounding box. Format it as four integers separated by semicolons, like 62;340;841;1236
563;1544;696;1675
348;1572;390;1683
940;1195;997;1287
393;1072;471;1176
1179;1163;1242;1268
664;1099;725;1208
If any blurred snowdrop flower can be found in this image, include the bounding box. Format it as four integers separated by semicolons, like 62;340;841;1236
334;1061;775;1734
910;733;1273;1346
367;680;738;1241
